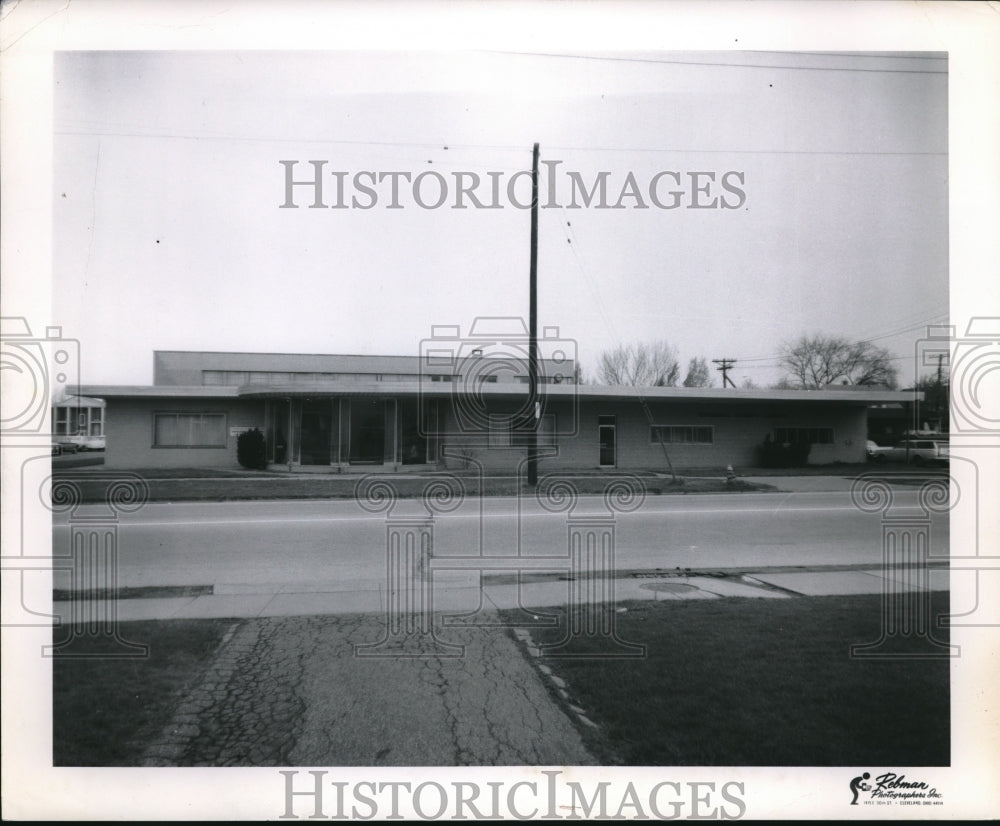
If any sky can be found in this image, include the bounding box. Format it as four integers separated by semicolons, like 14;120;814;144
53;49;949;389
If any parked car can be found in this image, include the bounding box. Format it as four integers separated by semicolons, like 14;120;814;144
878;439;949;466
53;438;79;454
866;440;886;460
73;435;106;452
57;434;105;452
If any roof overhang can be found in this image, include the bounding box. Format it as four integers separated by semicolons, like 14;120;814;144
75;385;240;399
79;382;921;405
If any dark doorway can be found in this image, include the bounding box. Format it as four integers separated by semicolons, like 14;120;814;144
270;402;289;464
349;398;385;464
398;398;428;464
599;415;616;467
300;400;332;465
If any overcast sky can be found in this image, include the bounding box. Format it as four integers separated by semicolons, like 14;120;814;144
53;49;948;388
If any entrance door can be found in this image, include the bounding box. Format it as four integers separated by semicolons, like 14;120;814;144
349;398;386;464
299;400;332;465
598;415;616;467
269;402;289;464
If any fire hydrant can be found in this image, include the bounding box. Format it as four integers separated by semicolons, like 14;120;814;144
725;464;737;487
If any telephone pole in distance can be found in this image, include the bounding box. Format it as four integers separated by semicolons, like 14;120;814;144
713;358;737;388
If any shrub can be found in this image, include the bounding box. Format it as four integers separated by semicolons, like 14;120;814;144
237;428;267;470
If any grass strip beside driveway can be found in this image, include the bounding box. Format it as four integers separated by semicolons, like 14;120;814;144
53;619;234;766
507;592;950;766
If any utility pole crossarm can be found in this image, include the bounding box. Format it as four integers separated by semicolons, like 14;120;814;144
712;358;737;389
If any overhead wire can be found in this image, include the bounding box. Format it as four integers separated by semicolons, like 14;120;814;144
482;50;947;75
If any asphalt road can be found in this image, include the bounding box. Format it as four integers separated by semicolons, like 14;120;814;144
50;490;949;591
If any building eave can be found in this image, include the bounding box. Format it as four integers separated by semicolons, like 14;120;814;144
79;382;921;404
76;385;240;399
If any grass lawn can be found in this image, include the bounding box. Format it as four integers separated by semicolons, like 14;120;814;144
510;592;951;766
49;470;776;503
53;619;235;766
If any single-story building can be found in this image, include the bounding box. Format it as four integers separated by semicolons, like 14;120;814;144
51;394;106;450
79;347;918;472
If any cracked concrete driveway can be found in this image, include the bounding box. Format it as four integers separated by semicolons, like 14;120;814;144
142;614;596;767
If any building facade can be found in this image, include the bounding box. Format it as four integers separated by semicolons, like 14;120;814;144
51;395;106;449
80;346;917;472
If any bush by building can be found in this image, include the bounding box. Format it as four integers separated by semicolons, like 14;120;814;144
237;428;268;470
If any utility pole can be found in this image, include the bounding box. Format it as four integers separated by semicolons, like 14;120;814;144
935;353;944;432
527;142;540;487
713;358;737;389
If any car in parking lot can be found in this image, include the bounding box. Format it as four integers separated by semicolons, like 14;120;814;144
873;438;949;466
56;434;105;452
866;440;887;460
74;435;106;452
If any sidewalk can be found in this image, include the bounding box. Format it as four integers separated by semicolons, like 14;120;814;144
740;474;859;492
52;563;948;623
52;563;950;768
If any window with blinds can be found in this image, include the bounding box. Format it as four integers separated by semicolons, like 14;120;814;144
154;412;227;447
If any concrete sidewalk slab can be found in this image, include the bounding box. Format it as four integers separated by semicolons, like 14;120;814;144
749;571;887;595
51;566;947;622
617;578;718;601
682;575;790;598
174;593;277;619
749;569;948;597
53;596;199;623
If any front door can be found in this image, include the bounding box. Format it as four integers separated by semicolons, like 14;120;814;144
299;400;332;465
598;415;616;467
349;397;386;464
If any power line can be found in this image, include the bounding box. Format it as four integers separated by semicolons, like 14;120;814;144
544;145;944;158
738;311;949;365
483;50;947;75
759;50;946;61
56;127;944;158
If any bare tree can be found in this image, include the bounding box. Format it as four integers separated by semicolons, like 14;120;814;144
598;341;680;387
682;356;713;388
780;335;899;389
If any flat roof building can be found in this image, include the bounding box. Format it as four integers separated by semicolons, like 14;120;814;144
80;341;918;473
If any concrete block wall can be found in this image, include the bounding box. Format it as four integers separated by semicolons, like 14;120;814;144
102;393;869;471
104;398;265;468
439;398;869;472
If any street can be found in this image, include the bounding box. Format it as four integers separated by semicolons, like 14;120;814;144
49;490;950;591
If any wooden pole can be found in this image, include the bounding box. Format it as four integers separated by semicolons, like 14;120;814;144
528;143;540;487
